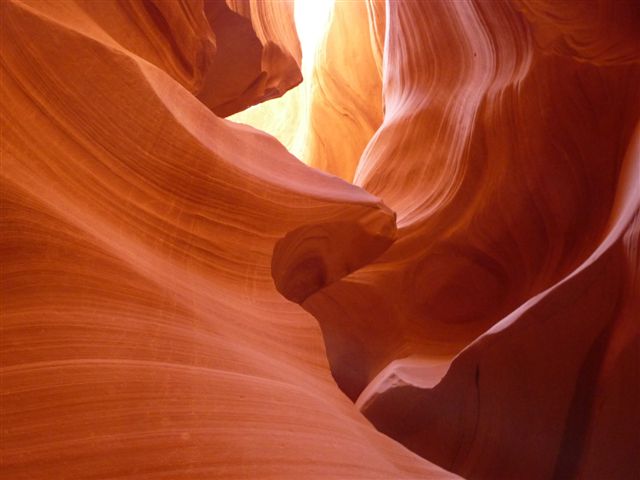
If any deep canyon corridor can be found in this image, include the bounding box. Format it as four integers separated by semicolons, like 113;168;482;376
1;0;639;479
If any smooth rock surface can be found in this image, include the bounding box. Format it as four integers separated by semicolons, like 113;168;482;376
2;0;638;479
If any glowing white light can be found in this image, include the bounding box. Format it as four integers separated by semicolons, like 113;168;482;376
229;0;335;164
294;0;334;76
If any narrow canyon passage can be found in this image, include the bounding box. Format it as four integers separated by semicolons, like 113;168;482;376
1;1;639;479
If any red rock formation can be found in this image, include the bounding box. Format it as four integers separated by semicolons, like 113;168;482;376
302;0;640;478
202;0;303;116
2;0;638;479
229;0;383;182
301;0;383;181
0;1;451;478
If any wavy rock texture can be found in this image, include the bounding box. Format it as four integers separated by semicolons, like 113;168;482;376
0;0;453;478
202;0;302;116
33;0;303;118
301;0;640;478
300;0;383;180
230;0;383;182
2;0;639;479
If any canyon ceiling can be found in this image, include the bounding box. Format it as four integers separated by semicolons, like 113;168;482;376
1;0;639;479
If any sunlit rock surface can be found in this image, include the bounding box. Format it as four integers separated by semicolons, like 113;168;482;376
229;0;382;182
303;1;640;478
1;0;638;479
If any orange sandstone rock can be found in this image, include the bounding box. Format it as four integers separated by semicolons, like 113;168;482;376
2;0;638;478
0;0;453;478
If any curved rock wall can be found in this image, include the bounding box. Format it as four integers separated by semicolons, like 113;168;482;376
0;0;451;478
303;0;640;478
2;0;638;479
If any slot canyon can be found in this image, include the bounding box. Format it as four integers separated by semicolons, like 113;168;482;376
1;0;639;478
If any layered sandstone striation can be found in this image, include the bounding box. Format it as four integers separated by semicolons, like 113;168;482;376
0;0;451;478
2;0;639;479
301;1;640;478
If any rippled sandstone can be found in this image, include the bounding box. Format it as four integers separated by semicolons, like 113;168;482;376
1;0;638;479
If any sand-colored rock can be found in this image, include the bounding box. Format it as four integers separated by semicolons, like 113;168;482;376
2;0;638;478
358;128;640;478
18;0;302;118
302;0;383;181
0;0;454;478
230;0;383;182
301;0;639;477
201;0;302;116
